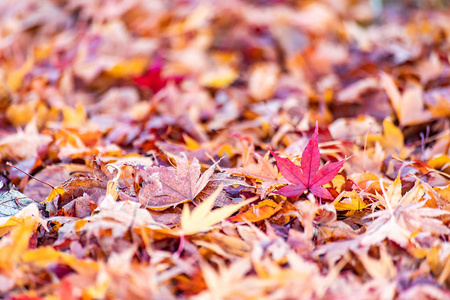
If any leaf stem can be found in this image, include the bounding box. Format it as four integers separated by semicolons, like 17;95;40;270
6;162;56;189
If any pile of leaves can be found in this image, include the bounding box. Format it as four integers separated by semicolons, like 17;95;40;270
1;0;450;298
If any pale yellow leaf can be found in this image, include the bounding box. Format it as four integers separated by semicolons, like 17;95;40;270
380;73;433;126
385;172;402;208
181;186;255;235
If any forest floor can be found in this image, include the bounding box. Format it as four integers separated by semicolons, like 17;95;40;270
1;0;450;299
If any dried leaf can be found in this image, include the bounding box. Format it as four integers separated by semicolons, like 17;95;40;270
333;191;368;216
0;190;44;218
380;73;433;126
181;187;256;235
228;199;283;222
138;153;216;210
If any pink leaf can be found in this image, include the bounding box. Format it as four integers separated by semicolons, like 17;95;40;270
301;122;321;186
269;122;345;200
268;148;305;185
274;183;307;197
310;160;345;188
308;186;333;200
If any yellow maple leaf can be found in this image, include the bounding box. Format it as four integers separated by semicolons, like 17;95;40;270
367;118;411;158
43;186;66;203
181;186;255;235
333;191;368;216
375;172;424;210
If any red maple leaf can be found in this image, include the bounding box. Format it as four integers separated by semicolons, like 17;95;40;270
133;55;183;92
268;123;344;200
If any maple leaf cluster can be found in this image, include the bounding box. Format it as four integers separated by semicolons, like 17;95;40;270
0;0;449;299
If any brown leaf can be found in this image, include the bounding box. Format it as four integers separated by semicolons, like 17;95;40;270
23;164;87;203
138;153;216;210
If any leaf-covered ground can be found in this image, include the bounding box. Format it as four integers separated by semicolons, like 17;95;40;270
1;0;450;299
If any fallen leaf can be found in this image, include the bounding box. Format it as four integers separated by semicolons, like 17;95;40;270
138;153;216;210
226;137;286;197
269;123;345;200
333;190;368;216
229;199;283;222
0;190;44;218
180;187;256;235
380;73;433;126
0;119;53;160
378;172;425;209
366;118;411;157
248;62;280;101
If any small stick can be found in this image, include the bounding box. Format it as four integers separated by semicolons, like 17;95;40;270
6;162;56;189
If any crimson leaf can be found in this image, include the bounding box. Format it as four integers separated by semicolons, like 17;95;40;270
268;123;344;200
